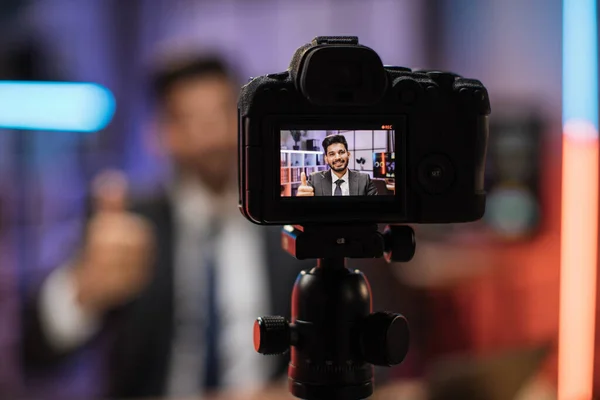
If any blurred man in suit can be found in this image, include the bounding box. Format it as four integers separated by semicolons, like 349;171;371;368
22;54;310;399
297;134;377;197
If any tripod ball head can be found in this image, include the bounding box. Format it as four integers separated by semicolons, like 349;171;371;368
254;259;409;400
252;224;415;399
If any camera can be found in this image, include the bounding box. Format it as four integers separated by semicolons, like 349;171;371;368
238;36;490;225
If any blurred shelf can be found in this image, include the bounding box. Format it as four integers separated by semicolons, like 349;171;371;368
280;149;328;196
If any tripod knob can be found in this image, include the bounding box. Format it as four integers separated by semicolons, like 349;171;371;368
383;225;416;262
253;316;290;355
360;311;409;366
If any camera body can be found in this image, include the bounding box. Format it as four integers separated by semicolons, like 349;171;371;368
239;36;490;225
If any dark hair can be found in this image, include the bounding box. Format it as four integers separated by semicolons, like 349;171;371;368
150;54;238;104
322;134;349;153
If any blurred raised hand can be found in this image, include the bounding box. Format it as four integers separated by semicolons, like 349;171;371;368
71;170;155;314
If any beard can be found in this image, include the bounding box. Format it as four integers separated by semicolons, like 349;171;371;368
330;159;348;173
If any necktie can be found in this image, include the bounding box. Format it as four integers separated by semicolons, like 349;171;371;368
203;220;221;391
334;179;344;196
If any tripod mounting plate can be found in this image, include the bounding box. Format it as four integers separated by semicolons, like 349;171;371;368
281;224;416;262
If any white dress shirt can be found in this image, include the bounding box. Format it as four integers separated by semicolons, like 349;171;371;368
39;180;274;398
165;180;273;396
330;169;350;196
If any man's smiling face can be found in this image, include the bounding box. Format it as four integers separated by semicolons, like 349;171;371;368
325;142;350;174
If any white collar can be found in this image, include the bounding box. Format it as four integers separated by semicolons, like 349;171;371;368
169;178;238;229
331;169;349;183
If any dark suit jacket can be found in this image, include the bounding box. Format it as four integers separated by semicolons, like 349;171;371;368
308;169;378;196
22;194;311;398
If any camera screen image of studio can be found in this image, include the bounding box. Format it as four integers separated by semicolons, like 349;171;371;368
280;129;396;197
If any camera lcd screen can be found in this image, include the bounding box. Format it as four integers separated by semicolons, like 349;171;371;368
280;129;396;197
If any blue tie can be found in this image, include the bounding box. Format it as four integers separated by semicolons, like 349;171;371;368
203;221;221;391
334;179;344;196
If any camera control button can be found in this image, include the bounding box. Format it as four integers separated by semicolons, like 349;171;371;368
394;77;422;105
417;154;455;194
426;71;461;88
459;87;471;96
278;88;292;102
426;85;440;102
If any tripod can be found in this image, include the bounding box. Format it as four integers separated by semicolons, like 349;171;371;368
253;224;415;400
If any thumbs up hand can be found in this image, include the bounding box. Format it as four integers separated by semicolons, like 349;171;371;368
296;171;314;197
72;170;155;314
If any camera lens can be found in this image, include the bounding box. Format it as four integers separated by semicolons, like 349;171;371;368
418;154;455;194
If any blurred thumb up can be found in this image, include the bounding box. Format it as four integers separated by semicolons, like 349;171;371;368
73;170;155;314
91;169;128;214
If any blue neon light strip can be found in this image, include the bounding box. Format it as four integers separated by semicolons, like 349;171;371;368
0;81;115;132
563;0;599;131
